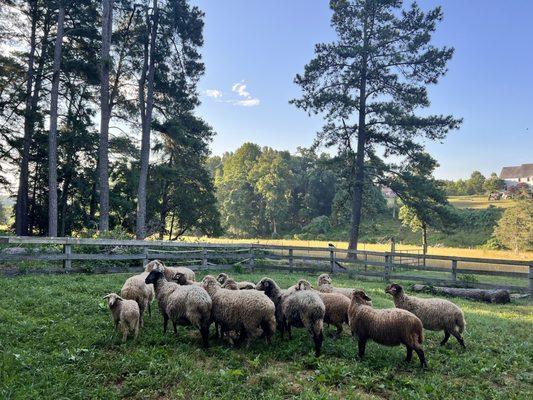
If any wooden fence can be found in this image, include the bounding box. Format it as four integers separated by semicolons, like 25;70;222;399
0;236;531;294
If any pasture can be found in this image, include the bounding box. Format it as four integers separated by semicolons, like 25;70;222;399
1;270;532;399
447;195;516;210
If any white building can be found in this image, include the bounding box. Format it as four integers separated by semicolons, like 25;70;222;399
500;163;533;188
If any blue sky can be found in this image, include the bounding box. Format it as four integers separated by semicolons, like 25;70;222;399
192;0;533;180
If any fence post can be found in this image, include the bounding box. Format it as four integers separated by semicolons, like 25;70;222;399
248;245;255;272
202;246;208;269
384;254;391;282
142;246;148;268
329;249;335;274
451;259;457;284
289;248;294;273
63;243;72;272
529;265;533;297
364;252;368;272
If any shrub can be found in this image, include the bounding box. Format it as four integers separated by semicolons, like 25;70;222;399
493;200;533;252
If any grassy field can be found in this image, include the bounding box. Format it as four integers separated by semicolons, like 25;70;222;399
182;236;533;261
448;195;516;210
1;270;532;399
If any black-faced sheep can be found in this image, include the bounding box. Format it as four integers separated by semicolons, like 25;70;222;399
202;275;276;347
385;283;466;348
348;290;427;367
217;273;256;290
145;260;195;282
120;272;154;327
145;262;212;347
103;293;140;342
172;271;202;287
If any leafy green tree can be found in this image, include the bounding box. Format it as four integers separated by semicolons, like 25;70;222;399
494;200;533;252
466;171;485;195
292;0;460;252
483;173;505;193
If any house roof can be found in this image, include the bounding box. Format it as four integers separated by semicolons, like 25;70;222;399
500;163;533;179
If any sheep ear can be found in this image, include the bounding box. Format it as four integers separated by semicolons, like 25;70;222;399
363;294;371;301
116;295;124;301
103;294;111;299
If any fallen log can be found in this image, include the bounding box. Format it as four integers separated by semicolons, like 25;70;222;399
411;284;511;304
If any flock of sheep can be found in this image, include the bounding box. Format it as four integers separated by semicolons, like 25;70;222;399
103;260;466;368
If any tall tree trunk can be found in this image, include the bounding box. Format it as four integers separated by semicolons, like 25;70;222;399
422;223;427;267
348;23;369;256
136;0;158;239
98;0;114;232
48;3;66;237
59;173;71;236
16;1;38;236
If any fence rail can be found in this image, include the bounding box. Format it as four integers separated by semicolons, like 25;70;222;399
1;236;531;294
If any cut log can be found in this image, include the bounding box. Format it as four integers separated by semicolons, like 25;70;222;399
411;284;511;304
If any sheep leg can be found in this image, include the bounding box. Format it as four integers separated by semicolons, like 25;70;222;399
330;323;342;339
414;348;428;368
173;321;178;335
286;322;292;340
138;304;145;328
451;331;466;348
357;337;367;359
148;302;151;317
134;320;139;340
405;347;413;362
122;324;128;343
200;325;210;349
313;330;323;357
440;331;451;346
163;313;169;334
114;320;119;332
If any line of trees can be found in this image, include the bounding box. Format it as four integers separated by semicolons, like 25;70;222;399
0;0;220;238
443;171;505;196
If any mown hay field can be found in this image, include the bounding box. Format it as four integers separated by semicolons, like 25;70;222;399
1;270;532;399
447;195;516;210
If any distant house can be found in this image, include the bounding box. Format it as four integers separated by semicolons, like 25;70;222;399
500;163;533;188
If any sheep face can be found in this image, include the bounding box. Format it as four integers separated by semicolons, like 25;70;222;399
296;279;312;291
202;275;220;294
145;270;164;285
216;273;228;284
145;259;164;273
256;277;274;295
103;293;123;308
351;290;372;305
384;283;403;296
317;274;332;285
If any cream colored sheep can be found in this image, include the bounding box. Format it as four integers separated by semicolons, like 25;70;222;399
103;293;140;342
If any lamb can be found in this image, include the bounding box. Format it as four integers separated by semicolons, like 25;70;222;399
385;283;466;348
145;262;212;347
103;293;140;342
120;271;154;327
295;279;350;338
145;260;195;282
221;278;239;290
316;273;360;299
217;273;256;290
280;279;326;357
202;275;276;347
348;290;427;367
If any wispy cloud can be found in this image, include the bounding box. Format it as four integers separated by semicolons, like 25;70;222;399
231;81;260;107
204;89;222;99
202;82;260;107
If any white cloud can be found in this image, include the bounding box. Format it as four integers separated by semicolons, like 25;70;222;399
230;81;260;107
231;82;250;98
204;89;222;99
234;98;260;107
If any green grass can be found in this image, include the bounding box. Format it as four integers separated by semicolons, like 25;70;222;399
1;270;532;399
448;195;516;210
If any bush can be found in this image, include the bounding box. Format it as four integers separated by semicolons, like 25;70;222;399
493;200;533;252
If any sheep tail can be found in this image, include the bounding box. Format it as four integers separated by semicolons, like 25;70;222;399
455;314;465;334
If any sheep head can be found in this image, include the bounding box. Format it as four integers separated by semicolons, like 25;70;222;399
103;293;123;308
216;273;229;284
351;290;372;305
385;283;403;296
172;272;187;285
296;279;313;291
317;274;331;286
202;275;220;294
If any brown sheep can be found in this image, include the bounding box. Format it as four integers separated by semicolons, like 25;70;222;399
385;283;466;348
348;290;427;367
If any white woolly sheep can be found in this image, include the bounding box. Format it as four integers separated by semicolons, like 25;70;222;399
145;262;212;347
317;273;360;299
348;290;427;367
120;271;154;327
217;273;256;290
385;283;466;348
202;275;276;347
280;279;326;357
103;293;140;342
295;279;350;338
